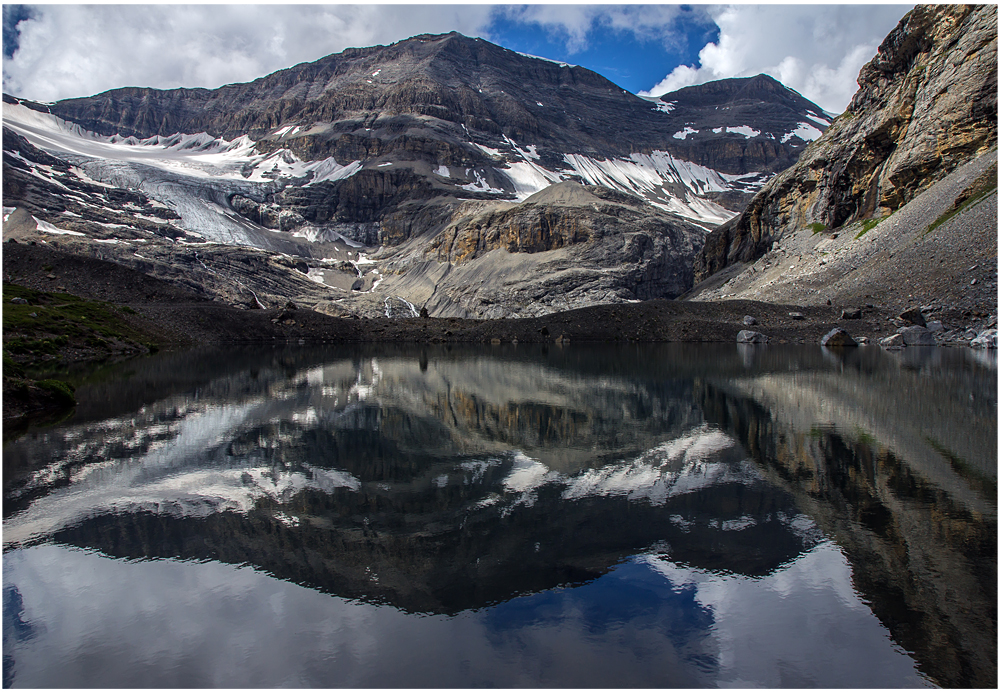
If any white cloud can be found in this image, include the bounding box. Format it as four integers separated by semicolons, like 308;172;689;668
3;4;916;114
639;4;914;113
2;4;496;102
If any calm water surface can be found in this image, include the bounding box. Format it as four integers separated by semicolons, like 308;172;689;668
3;343;996;688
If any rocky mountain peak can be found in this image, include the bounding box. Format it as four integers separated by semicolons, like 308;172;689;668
665;73;816;112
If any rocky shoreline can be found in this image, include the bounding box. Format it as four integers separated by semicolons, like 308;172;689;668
5;245;996;425
4;215;997;426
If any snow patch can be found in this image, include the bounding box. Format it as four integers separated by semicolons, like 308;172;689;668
673;127;699;140
33;216;85;236
434;165;450;178
805;112;831;127
515;51;574;68
502;161;563;200
2;102;361;188
781;122;824;143
460;169;505;195
559;150;760;224
291;226;364;247
472;142;503;160
726;126;761;139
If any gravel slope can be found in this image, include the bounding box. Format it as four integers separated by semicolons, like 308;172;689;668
688;148;998;328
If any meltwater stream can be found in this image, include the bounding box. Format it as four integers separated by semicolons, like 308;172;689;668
3;343;996;687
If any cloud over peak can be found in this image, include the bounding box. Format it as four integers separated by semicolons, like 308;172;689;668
638;4;913;113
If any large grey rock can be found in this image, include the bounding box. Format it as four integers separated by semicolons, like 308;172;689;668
971;328;997;349
897;325;935;345
880;333;906;348
743;315;758;326
898;307;927;327
841;308;862;320
821;328;858;347
737;330;768;344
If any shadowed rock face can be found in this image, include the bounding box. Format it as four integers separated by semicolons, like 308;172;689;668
695;4;998;282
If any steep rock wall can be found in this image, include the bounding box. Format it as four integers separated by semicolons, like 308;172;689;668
695;4;997;282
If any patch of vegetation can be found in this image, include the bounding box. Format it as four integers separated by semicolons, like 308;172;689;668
3;353;24;378
3;283;158;420
809;222;827;235
809;424;834;439
924;165;997;236
36;379;76;406
854;427;877;446
855;217;883;240
3;283;141;344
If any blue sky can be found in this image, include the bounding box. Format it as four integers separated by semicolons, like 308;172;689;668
486;5;720;93
2;4;912;113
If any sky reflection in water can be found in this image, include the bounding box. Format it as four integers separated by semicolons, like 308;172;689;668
3;343;995;688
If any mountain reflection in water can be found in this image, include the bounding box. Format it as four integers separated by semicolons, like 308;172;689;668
3;343;995;688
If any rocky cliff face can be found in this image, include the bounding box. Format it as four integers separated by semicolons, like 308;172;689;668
695;4;997;282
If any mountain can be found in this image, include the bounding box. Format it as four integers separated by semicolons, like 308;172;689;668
2;32;828;318
642;73;833;208
42;32;823;201
691;4;997;317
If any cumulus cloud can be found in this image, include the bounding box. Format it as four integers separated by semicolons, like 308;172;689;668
2;4;496;102
638;4;914;113
4;3;916;113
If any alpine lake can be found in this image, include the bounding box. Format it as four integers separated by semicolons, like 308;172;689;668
3;341;996;688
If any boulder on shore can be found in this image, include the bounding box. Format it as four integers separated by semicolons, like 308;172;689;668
743;315;758;326
880;333;906;349
897;325;935;345
899;307;927;327
821;328;858;347
737;330;768;344
971;328;997;349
